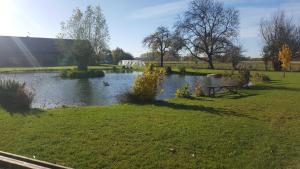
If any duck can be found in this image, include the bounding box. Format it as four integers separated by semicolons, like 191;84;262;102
103;81;110;87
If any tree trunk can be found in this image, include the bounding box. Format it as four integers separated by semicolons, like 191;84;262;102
160;53;164;67
272;58;281;71
208;55;214;69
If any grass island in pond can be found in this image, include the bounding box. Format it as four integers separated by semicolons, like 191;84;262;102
60;69;105;79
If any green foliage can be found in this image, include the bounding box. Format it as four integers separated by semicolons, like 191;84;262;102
131;66;165;102
71;40;94;71
179;66;186;74
0;80;34;111
60;70;105;79
175;84;192;98
111;47;134;65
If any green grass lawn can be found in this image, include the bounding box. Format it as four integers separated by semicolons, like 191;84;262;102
0;71;299;169
149;61;300;72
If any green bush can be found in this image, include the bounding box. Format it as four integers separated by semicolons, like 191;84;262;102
175;84;192;98
60;70;105;79
0;80;34;111
179;66;186;74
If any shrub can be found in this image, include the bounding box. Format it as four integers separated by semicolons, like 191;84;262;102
112;66;118;72
175;84;192;98
237;64;251;87
131;66;165;102
60;70;105;79
0;80;34;111
179;66;186;74
118;91;141;103
148;63;155;71
194;81;204;97
165;66;172;75
253;73;271;82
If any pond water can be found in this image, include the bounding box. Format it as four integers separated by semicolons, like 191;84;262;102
0;72;222;108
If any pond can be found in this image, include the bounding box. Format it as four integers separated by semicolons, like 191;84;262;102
0;72;222;108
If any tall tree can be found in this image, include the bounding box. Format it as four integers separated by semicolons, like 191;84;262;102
168;31;185;60
71;40;94;71
224;45;244;70
111;48;134;65
143;26;172;67
58;5;110;69
175;0;239;69
260;11;300;71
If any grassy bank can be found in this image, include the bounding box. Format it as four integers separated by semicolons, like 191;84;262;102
0;64;120;73
148;61;300;72
0;71;299;169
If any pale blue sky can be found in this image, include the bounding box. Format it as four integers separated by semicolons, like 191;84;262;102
0;0;300;57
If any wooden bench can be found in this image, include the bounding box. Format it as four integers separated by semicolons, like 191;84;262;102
207;85;239;97
0;151;71;169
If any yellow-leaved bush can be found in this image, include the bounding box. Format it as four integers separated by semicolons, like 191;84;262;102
133;66;165;102
278;44;292;77
278;44;292;71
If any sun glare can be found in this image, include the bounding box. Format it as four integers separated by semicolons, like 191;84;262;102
0;0;15;22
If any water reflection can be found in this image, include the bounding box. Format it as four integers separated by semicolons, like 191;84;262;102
0;72;221;108
76;79;93;106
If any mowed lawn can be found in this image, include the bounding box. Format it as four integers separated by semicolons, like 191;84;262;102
0;71;299;169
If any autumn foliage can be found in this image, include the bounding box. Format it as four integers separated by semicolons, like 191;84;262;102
133;66;165;102
278;44;292;77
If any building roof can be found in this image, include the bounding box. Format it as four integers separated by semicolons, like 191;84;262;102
0;36;75;67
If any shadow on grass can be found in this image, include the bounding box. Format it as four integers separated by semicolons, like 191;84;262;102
214;92;258;99
153;100;260;121
171;71;208;76
249;84;300;92
5;107;45;117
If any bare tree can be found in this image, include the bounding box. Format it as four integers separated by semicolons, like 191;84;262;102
143;26;172;67
175;0;239;69
224;45;244;70
169;31;185;60
260;11;300;71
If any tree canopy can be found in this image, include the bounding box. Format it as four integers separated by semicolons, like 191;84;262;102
111;48;134;65
260;11;300;71
143;26;172;67
175;0;239;69
58;5;110;70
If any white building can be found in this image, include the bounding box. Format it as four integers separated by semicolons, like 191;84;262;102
119;60;145;68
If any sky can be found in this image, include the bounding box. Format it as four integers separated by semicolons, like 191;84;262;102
0;0;300;58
